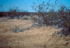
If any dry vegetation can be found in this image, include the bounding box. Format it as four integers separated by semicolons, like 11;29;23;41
0;16;70;48
0;0;70;48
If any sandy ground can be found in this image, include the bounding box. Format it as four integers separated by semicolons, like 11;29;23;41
0;17;70;48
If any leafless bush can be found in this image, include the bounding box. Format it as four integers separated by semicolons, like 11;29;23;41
31;0;70;36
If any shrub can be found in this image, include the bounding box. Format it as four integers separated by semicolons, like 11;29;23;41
31;0;70;36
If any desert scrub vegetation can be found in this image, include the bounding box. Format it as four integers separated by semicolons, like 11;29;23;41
0;0;70;36
31;0;70;36
31;15;38;22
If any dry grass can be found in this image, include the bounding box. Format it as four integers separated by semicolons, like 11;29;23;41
0;17;70;48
